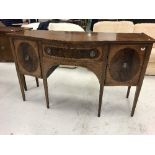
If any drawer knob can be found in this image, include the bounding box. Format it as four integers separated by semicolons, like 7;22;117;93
25;55;30;61
1;45;5;50
141;47;146;51
122;62;128;69
46;48;52;54
90;50;96;58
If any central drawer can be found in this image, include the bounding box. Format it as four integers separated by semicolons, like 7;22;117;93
44;46;99;59
42;43;104;61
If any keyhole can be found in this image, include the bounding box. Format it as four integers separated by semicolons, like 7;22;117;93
25;55;30;61
46;48;51;54
122;62;128;69
1;46;5;50
90;50;96;58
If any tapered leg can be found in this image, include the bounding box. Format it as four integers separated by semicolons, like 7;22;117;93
22;75;27;91
131;85;142;117
43;77;49;108
17;73;26;101
98;83;104;117
126;86;131;98
35;77;39;87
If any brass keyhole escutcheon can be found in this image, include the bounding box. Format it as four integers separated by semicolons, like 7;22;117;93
141;47;146;51
1;45;5;50
90;50;96;58
122;62;128;69
25;55;30;61
46;48;52;55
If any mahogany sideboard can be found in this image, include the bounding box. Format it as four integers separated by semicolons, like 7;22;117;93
8;30;155;117
0;27;23;62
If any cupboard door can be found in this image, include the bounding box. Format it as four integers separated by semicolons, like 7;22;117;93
13;39;41;77
106;44;146;85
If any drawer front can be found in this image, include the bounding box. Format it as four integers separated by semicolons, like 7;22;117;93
106;44;146;86
43;43;104;61
44;46;99;59
0;36;13;61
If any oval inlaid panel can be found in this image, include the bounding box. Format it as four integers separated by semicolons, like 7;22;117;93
109;48;140;82
17;42;38;72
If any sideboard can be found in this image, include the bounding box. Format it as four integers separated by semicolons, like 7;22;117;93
0;27;23;62
8;30;155;117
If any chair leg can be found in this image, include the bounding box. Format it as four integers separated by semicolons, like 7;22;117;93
35;77;39;87
43;77;49;108
126;86;131;98
98;83;104;117
131;85;142;117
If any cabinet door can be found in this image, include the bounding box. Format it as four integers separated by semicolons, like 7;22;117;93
106;44;146;86
13;39;41;77
0;36;13;62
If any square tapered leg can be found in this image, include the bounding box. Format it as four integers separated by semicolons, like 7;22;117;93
98;83;104;117
126;86;131;98
43;77;49;108
131;85;142;117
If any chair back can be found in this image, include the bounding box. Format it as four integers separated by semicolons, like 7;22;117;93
93;21;134;33
134;23;155;47
21;22;40;30
48;23;84;32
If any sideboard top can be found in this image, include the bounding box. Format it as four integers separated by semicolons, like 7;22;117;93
8;30;155;43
